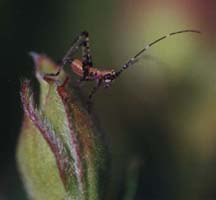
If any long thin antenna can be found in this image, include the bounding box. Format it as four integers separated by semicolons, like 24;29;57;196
115;29;201;77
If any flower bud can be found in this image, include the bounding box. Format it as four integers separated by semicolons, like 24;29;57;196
16;53;107;199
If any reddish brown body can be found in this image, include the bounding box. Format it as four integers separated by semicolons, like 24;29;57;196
71;59;114;80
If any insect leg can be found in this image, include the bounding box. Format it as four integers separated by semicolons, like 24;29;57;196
88;79;102;102
86;79;102;111
79;31;93;81
47;31;93;78
61;31;93;81
61;31;91;64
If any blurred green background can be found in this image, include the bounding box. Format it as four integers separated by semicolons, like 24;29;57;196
1;0;216;199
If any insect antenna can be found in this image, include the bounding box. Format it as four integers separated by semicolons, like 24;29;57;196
114;29;201;78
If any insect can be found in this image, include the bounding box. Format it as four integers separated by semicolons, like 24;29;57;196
47;30;200;101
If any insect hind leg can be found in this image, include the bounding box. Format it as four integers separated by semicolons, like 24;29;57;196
79;31;93;81
61;31;94;81
46;31;94;82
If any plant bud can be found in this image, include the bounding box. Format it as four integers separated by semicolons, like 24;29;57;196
16;53;107;200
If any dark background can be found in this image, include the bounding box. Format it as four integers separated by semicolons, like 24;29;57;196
1;0;216;199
